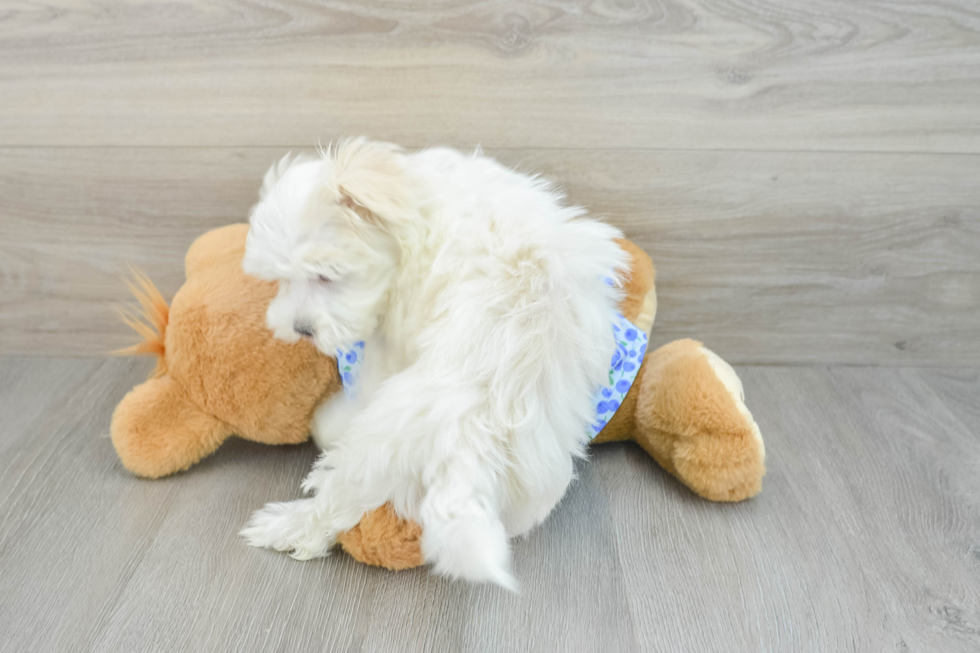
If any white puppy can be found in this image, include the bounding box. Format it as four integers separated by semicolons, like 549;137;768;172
240;139;626;589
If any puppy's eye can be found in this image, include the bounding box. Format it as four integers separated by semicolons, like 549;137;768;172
317;275;332;284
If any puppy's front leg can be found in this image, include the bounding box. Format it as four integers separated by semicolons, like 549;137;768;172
309;392;358;450
241;449;376;559
239;496;325;559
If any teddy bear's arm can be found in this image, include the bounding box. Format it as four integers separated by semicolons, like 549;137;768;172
335;503;424;570
111;375;234;479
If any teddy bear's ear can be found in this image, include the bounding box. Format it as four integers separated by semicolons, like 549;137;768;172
111;375;233;479
184;224;250;278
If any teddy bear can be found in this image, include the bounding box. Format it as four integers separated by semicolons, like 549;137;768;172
111;223;765;570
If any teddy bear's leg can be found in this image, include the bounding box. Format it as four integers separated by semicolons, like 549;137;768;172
111;375;234;478
336;504;424;571
630;339;766;502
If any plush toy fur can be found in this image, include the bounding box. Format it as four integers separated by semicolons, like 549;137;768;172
112;224;765;571
112;225;339;477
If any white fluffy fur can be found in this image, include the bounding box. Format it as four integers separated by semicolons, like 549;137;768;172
240;139;626;590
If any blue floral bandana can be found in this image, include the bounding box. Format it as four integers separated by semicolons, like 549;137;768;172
335;341;365;399
335;313;647;439
588;313;648;438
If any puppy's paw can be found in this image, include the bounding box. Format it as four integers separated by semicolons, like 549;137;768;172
269;322;301;344
240;498;332;560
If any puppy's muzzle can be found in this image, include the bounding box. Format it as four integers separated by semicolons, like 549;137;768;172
294;323;314;338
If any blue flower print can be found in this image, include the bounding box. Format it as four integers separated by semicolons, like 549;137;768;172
336;342;365;399
610;350;622;370
588;312;649;440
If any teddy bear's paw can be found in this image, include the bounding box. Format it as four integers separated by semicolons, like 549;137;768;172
240;498;334;559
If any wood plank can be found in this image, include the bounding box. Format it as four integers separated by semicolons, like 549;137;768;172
0;0;979;151
0;356;637;652
2;147;978;364
0;356;178;653
90;440;638;653
2;357;979;651
598;365;980;652
915;367;980;435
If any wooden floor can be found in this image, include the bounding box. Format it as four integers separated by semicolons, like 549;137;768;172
0;356;978;652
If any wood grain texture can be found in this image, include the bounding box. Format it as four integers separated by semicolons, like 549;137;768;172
0;356;637;653
1;357;978;652
1;147;977;364
1;0;979;151
597;364;980;652
2;0;979;361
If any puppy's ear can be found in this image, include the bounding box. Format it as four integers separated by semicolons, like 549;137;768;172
331;138;417;225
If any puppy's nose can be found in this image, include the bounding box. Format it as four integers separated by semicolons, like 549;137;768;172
294;323;314;338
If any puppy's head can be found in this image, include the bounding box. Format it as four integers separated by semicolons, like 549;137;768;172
243;138;417;354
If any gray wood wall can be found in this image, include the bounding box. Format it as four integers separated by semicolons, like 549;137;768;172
1;0;978;364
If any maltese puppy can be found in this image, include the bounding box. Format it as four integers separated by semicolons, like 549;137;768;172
240;138;626;589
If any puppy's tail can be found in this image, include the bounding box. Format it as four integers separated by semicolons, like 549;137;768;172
113;266;170;378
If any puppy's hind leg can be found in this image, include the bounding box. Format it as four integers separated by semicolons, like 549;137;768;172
421;489;516;591
418;417;518;591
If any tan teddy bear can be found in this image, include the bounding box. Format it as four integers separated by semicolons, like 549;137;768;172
112;223;765;570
